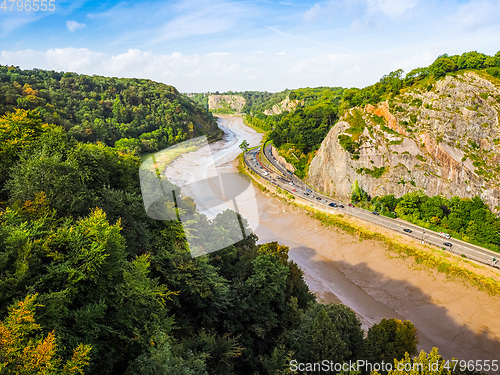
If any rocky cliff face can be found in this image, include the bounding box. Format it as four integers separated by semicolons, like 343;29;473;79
208;95;246;112
263;96;301;115
308;71;500;211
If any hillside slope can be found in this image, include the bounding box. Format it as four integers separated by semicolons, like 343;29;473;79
308;71;500;211
0;66;220;152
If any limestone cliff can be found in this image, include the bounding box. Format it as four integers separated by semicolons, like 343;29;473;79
308;71;500;211
208;95;246;112
263;96;301;115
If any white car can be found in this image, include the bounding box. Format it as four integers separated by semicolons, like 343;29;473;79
289;182;294;186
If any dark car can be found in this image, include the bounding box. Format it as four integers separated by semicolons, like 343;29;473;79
372;211;380;215
337;204;344;208
316;197;322;200
403;228;412;233
443;242;452;247
348;203;354;207
329;202;337;207
304;192;309;196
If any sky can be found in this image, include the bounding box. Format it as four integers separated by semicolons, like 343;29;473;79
0;0;499;92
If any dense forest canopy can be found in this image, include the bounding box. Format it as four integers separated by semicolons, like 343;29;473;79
0;65;221;154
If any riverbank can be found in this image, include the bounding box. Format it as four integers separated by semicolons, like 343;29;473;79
167;115;500;365
238;154;500;362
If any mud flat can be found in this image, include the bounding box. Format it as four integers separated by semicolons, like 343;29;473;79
165;115;500;365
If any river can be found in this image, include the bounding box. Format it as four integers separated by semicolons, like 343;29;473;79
163;114;500;367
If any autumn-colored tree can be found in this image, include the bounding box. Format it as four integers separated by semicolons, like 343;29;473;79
0;109;54;190
0;294;91;374
258;241;290;264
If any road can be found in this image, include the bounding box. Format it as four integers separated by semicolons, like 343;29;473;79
244;143;500;270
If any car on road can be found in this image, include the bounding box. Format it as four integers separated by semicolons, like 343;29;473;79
403;228;412;233
372;211;380;215
306;189;312;192
316;197;322;200
337;204;344;208
329;203;337;207
289;182;294;186
304;192;309;196
292;189;296;192
348;203;354;207
443;242;452;247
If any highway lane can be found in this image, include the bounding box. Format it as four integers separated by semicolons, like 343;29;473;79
245;144;500;270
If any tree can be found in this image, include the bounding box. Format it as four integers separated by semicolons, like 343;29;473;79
0;294;91;374
0;109;52;190
115;137;142;155
363;318;418;364
239;140;249;152
288;303;364;364
457;51;487;70
258;241;289;264
351;180;369;204
430;55;457;77
394;192;422;221
124;332;208;375
373;347;453;375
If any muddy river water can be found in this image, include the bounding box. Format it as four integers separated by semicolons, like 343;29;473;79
163;115;500;366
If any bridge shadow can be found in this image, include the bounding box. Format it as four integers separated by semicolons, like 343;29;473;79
288;244;500;372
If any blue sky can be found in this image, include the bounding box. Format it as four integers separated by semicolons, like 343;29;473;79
1;0;499;92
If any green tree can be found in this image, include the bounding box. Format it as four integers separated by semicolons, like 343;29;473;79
127;332;208;375
363;318;418;364
258;241;289;264
239;140;249;152
394;192;423;221
115;137;142;155
351;180;369;203
430;56;457;77
288;303;363;364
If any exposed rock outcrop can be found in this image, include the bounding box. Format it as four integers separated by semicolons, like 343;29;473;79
264;97;301;115
308;72;500;211
208;95;246;112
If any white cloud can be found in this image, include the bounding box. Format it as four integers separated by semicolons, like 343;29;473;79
1;14;43;37
0;47;363;91
367;0;418;18
450;0;500;31
302;0;417;28
66;20;86;32
0;40;497;93
303;3;323;23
